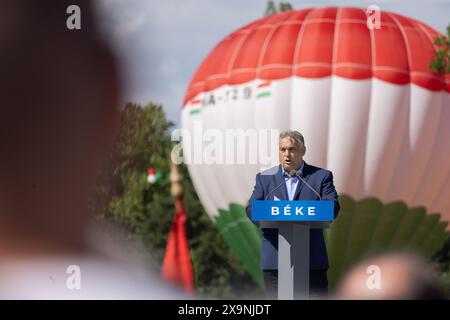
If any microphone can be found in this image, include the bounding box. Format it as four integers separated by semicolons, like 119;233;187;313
265;169;297;200
295;170;322;200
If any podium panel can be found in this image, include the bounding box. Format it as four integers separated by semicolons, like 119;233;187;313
252;200;334;300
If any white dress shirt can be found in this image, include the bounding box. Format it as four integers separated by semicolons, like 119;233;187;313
282;161;305;200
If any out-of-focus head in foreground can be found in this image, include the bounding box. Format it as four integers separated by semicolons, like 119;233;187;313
0;0;118;254
335;252;447;300
0;0;183;299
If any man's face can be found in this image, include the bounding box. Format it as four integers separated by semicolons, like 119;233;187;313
279;137;305;173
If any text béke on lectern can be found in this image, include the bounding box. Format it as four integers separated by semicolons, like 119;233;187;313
251;200;335;300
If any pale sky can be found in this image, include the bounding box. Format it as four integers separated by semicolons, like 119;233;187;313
95;0;450;127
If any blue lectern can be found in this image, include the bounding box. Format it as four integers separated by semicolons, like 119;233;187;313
252;200;335;300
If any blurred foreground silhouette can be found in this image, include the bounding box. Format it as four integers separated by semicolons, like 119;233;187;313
0;0;185;299
335;252;447;300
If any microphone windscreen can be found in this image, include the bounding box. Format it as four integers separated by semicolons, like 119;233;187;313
289;169;297;177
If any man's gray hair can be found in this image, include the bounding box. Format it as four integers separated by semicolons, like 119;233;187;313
279;130;305;148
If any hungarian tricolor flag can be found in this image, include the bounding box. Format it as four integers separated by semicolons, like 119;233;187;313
147;168;161;184
161;198;194;294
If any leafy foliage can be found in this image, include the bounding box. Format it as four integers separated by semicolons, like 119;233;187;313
92;102;261;298
264;1;293;16
430;24;450;74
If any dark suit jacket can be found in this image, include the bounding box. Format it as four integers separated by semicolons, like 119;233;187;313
246;162;340;270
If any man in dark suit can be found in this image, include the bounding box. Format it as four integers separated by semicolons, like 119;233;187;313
246;130;340;299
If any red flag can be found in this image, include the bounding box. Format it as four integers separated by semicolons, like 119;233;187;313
161;198;194;294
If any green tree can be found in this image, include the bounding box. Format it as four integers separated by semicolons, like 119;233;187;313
93;102;261;298
430;24;450;74
264;0;277;16
433;235;450;298
264;0;293;16
279;2;293;12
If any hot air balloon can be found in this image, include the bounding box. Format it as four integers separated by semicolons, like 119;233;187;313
181;7;450;288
